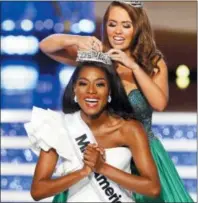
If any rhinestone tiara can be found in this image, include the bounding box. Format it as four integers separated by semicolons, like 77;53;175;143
117;0;143;8
76;50;112;65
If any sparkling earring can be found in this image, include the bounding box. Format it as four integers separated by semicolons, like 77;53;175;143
74;95;78;103
108;95;112;103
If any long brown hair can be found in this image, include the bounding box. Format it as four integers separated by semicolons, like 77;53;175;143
102;1;163;75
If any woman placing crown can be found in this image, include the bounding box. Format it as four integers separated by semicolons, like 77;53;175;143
25;50;161;202
39;1;193;202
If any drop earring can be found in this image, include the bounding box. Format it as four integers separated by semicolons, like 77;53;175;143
108;95;112;103
74;95;78;103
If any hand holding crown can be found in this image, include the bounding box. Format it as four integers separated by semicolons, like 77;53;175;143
75;36;103;52
77;50;113;65
107;49;140;71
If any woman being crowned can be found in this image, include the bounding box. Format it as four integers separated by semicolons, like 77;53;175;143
25;50;160;202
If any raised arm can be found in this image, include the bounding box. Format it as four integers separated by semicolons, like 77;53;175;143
108;49;169;111
132;58;169;111
84;120;161;198
31;148;91;201
39;34;102;66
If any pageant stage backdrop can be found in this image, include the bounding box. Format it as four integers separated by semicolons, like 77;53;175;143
1;1;197;202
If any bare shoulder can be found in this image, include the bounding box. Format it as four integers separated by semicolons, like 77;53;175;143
153;58;168;76
123;119;143;129
157;58;167;71
121;119;146;139
119;119;149;149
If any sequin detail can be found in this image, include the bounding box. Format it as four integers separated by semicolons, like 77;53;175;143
128;89;157;141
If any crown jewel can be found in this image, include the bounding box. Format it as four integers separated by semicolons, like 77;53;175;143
117;0;143;8
76;50;112;65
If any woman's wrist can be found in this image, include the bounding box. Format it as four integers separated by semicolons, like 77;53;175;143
131;63;140;72
62;35;79;48
80;166;92;177
97;162;108;175
127;58;140;72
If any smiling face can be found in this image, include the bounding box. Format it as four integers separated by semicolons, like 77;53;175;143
74;66;110;118
106;6;134;54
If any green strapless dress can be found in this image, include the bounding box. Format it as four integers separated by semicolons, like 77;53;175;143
128;89;193;202
52;89;193;202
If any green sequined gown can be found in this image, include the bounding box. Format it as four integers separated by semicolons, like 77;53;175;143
52;89;193;203
128;89;193;202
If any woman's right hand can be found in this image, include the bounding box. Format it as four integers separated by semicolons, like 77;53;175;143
39;34;103;66
75;36;103;52
82;163;93;176
83;144;105;173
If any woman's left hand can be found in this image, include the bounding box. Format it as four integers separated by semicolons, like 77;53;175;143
83;144;105;173
107;49;139;71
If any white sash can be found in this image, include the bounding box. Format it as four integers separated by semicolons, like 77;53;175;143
64;111;132;203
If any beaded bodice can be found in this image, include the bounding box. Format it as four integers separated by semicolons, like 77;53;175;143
128;89;156;140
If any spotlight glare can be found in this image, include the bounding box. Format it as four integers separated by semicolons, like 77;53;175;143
43;19;54;30
71;23;80;34
1;65;39;90
176;65;190;77
2;19;15;31
59;66;75;88
27;36;39;54
176;77;190;89
35;20;44;31
54;23;64;33
21;19;33;31
1;35;39;55
79;19;95;33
